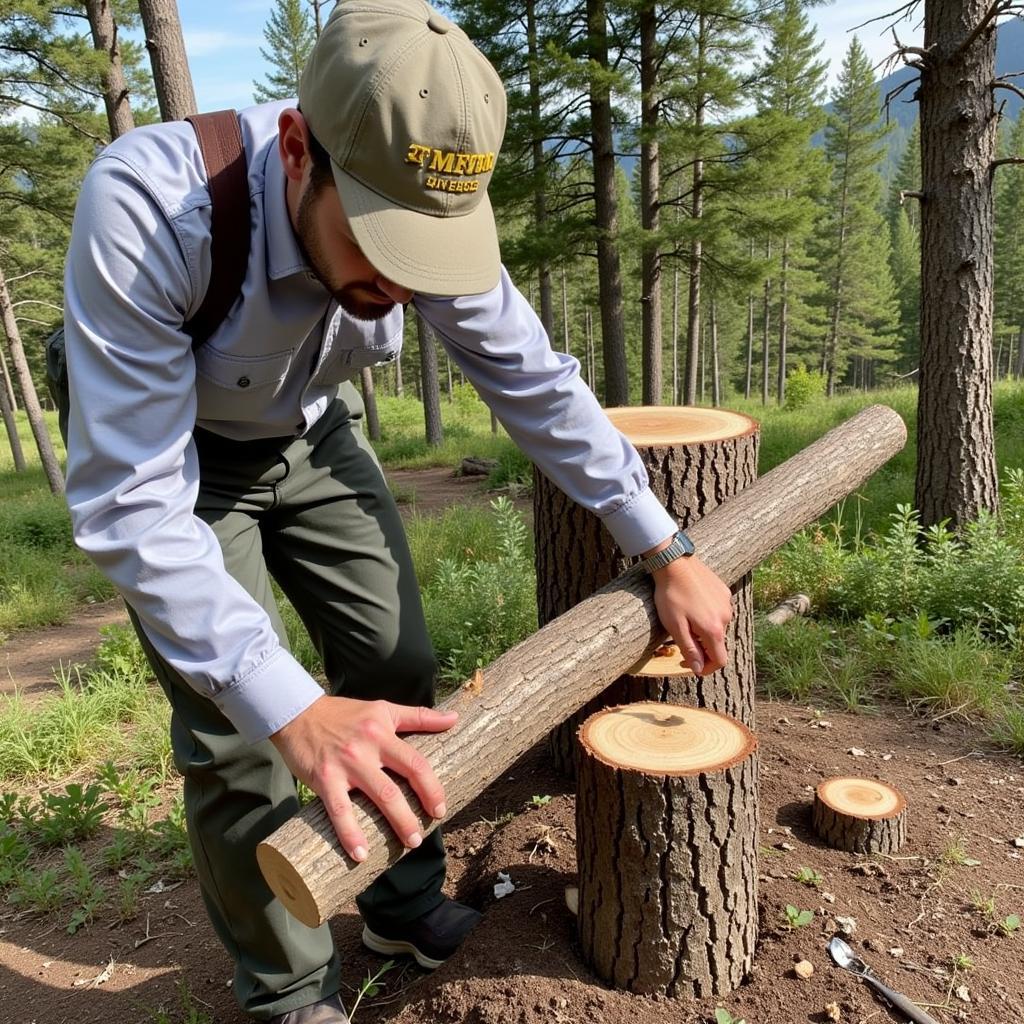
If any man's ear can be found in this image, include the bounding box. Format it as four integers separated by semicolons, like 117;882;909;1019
278;108;311;184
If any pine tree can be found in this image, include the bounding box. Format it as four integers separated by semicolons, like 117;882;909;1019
815;37;897;396
886;119;921;235
138;0;197;121
751;0;828;405
995;113;1024;377
253;0;316;103
889;206;921;373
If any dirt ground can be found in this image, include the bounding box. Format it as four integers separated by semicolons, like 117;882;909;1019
2;471;1023;1024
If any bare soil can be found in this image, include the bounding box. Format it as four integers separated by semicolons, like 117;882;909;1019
1;471;1022;1024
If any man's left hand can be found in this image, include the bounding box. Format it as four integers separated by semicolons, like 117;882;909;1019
650;554;733;676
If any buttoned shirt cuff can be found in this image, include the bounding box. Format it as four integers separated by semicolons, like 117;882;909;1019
600;487;679;558
213;646;326;744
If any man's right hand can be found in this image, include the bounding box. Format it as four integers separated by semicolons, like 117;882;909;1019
269;695;458;862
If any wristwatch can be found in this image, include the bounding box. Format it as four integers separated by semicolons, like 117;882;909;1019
637;530;696;574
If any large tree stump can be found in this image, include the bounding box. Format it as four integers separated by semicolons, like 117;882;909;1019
257;405;906;928
812;777;907;854
576;702;758;997
535;407;759;774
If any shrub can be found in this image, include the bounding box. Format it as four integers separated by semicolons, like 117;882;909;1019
784;365;826;411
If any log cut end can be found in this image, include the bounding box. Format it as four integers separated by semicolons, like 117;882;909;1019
628;643;693;678
812;777;908;854
605;406;760;446
579;702;756;776
257;836;328;929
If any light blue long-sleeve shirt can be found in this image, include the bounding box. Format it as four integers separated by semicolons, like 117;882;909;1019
63;100;677;743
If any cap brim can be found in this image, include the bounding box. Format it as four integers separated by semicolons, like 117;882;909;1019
332;164;501;297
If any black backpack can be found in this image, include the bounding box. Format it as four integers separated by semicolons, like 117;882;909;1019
47;110;250;445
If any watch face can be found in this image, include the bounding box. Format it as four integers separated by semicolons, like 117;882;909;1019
677;531;695;555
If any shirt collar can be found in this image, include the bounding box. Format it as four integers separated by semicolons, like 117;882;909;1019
264;145;311;281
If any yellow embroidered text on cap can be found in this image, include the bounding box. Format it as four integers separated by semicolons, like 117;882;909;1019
405;144;496;176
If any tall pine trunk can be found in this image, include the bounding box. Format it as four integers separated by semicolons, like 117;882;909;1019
360;367;381;442
138;0;197;122
526;0;554;338
417;315;444;447
639;2;661;405
587;0;628;405
710;296;721;407
761;245;771;405
0;264;63;493
85;0;135;140
561;268;571;354
777;237;790;405
744;290;754;400
0;371;25;472
916;0;1000;528
0;347;16;410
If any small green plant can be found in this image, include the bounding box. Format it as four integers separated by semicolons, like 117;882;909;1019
997;913;1021;936
781;904;814;930
0;825;32;886
529;795;551;808
147;979;214;1024
8;866;63;913
34;783;107;846
63;846;106;933
942;838;980;867
793;866;823;888
713;1007;747;1024
971;890;996;917
348;959;396;1021
952;953;975;971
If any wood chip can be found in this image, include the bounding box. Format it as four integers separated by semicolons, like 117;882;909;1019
73;957;115;989
794;960;814;980
825;1002;841;1021
463;668;484;695
847;747;867;757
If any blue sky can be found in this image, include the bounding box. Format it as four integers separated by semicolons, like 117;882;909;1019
169;1;924;113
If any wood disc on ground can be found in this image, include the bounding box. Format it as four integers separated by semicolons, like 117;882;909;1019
534;406;759;775
576;703;759;998
812;776;908;854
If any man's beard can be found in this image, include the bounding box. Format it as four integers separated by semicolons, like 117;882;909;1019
295;187;397;322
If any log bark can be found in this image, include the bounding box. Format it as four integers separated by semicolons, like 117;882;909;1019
812;776;907;854
576;703;758;997
257;404;906;928
765;593;811;626
536;407;759;775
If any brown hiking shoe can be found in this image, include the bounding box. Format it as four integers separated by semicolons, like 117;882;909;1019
267;992;349;1023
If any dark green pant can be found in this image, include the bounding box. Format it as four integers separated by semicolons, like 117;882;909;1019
126;383;446;1020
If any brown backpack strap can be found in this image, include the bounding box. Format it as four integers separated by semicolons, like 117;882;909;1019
184;110;250;350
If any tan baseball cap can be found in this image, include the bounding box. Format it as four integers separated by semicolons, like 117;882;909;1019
298;0;507;297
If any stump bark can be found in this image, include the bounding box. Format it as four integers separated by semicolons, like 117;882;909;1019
812;777;907;854
535;407;759;774
576;702;758;997
257;405;907;928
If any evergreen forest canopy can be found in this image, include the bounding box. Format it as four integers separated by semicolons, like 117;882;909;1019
2;1;1024;415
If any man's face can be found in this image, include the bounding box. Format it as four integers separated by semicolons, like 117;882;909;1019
293;176;413;322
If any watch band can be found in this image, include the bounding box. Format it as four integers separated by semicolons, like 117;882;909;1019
637;530;695;574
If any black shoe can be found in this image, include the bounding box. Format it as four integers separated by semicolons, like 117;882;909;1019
362;898;482;969
267;992;349;1023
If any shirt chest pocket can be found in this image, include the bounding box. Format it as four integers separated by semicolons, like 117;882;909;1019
194;345;295;418
314;316;402;384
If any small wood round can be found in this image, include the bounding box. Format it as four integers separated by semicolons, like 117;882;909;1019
812;777;908;854
579;702;755;775
604;406;759;446
576;703;759;998
256;841;323;929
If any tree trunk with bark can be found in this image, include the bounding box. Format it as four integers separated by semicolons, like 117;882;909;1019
138;0;197;122
360;367;380;442
577;703;758;996
256;404;907;928
417;314;443;446
588;0;628;405
85;0;135;140
915;0;1001;529
526;0;554;339
0;264;63;493
812;777;907;854
0;347;15;411
639;2;661;406
777;238;790;405
535;406;759;774
0;371;25;472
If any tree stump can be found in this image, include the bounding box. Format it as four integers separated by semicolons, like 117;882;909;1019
534;406;759;774
576;702;759;998
812;777;907;854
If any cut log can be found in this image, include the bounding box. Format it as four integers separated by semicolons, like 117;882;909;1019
257;404;906;928
535;406;759;774
765;593;812;626
576;702;758;997
459;456;498;476
812;777;907;854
